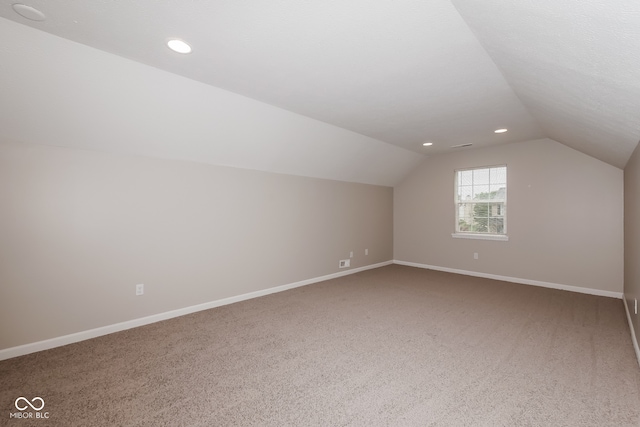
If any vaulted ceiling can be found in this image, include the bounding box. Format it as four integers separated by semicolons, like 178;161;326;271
0;1;638;185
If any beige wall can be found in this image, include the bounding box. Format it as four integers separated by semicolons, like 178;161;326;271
394;138;623;293
0;142;393;350
624;142;640;347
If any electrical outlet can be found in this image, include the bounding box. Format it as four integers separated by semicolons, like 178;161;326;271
635;299;638;315
474;252;479;260
339;259;350;268
350;251;353;258
365;248;369;256
136;284;144;296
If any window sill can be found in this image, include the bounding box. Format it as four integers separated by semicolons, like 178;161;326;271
451;233;509;241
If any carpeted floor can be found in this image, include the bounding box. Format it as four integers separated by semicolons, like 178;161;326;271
2;265;640;426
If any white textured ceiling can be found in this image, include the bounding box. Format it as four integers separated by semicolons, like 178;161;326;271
0;18;422;186
0;0;638;179
451;0;640;168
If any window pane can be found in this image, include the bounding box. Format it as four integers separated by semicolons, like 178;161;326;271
472;214;488;232
489;202;504;217
454;165;506;235
458;185;472;201
459;170;473;186
489;185;506;200
473;203;490;218
473;185;490;199
488;218;505;234
473;168;490;185
458;218;472;232
490;167;506;184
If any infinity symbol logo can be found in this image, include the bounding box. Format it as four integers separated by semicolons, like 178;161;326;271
15;397;45;411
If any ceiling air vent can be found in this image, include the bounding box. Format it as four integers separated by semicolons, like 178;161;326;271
450;143;473;149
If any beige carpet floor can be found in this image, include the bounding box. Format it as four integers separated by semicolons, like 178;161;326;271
2;265;640;426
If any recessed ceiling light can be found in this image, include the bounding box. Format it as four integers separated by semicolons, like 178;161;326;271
494;128;508;134
422;142;433;147
167;39;192;54
12;4;46;21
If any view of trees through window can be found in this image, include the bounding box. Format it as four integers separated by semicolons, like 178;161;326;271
455;166;506;234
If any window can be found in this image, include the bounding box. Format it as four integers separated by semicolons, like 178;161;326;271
453;165;507;241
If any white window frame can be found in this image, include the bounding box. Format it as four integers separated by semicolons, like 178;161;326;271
452;165;508;241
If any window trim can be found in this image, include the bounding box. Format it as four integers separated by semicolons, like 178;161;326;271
451;232;509;241
453;164;508;240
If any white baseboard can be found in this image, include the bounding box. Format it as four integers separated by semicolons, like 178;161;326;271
0;261;392;361
623;297;640;368
393;260;623;299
